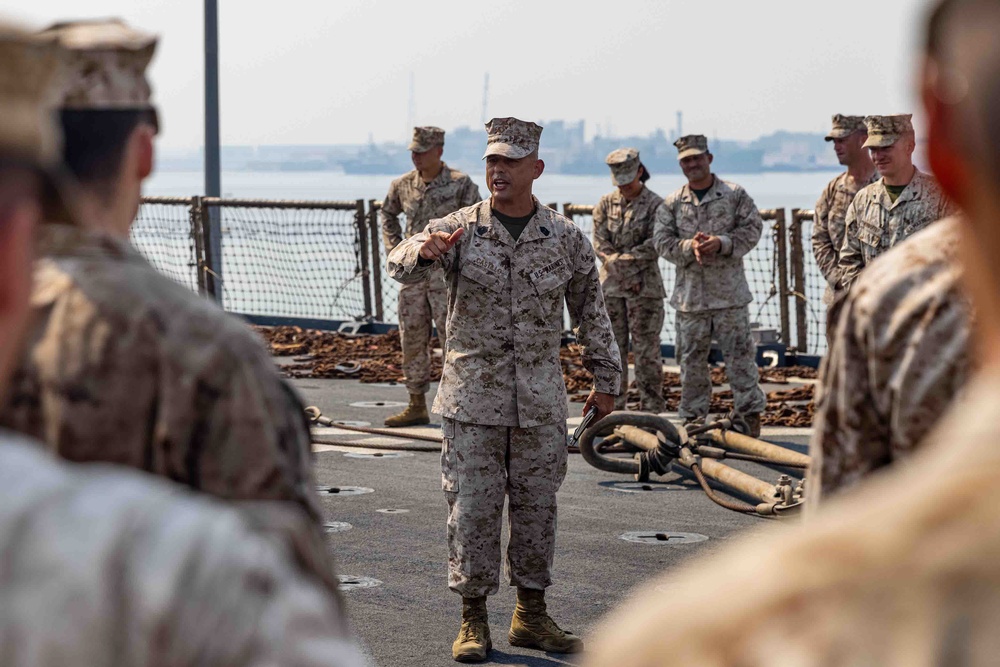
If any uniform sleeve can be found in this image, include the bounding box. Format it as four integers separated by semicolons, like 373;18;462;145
460;177;482;208
807;290;890;503
387;215;464;283
811;184;841;287
592;199;617;262
380;180;404;251
718;188;763;258
565;233;623;395
653;200;696;267
837;200;864;291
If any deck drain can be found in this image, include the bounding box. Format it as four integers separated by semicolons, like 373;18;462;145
344;452;414;459
605;481;688;493
349;401;408;409
619;531;708;545
315;485;374;496
338;575;382;591
323;521;353;533
376;508;410;514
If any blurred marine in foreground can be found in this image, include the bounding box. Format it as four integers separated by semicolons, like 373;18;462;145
584;0;1000;663
0;21;364;666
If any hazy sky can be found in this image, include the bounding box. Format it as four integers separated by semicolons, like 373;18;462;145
11;0;932;150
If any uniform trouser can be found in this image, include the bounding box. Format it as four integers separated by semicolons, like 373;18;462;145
604;296;666;412
441;418;568;598
398;274;448;394
675;306;767;422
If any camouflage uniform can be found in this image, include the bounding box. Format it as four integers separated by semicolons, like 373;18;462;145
0;19;323;531
381;127;481;395
388;183;621;595
595;149;666;412
839;115;957;290
0;432;366;667
0;225;322;524
653;137;767;422
584;368;1000;667
809;217;971;502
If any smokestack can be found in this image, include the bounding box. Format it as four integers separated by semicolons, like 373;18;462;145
676;110;683;138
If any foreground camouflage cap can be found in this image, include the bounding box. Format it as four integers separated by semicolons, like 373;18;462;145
863;114;914;148
408;126;445;153
0;24;62;166
605;148;640;186
482;117;543;160
674;134;709;160
825;114;867;141
40;19;157;110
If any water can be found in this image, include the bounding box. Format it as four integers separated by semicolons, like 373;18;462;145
145;169;840;212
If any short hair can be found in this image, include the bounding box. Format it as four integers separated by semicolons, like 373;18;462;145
638;162;651;183
59;109;157;187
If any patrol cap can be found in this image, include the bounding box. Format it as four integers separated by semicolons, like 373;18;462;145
674;134;709;160
482;117;543;160
0;23;62;167
862;114;914;148
40;19;157;115
825;114;867;141
605;148;640;186
409;126;445;153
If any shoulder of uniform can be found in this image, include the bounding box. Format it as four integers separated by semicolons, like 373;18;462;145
390;170;417;187
448;168;472;182
433;200;486;228
717;179;745;196
663;187;686;206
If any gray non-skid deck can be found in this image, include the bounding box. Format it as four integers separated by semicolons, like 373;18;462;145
296;372;811;667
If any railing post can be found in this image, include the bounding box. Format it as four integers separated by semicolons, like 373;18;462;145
195;196;222;303
367;200;384;322
773;208;791;347
355;199;373;321
190;196;208;297
789;209;808;353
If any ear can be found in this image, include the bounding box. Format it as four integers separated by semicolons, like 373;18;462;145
707;153;714;165
533;158;545;179
131;124;156;181
923;61;969;204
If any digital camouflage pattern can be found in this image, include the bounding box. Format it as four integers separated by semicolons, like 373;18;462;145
604;147;640;186
0;25;62;164
381;164;480;393
408;125;445;152
673;134;709;160
675;308;767;422
812;169;879;304
0;432;366;667
862;113;914;148
441;418;567;597
653;178;763;312
824;113;867;140
584;368;1000;667
482;116;543;160
810;218;971;501
41;19;157;110
605;297;665;412
593;186;666;300
0;224;322;526
387;198;622;428
839;170;957;290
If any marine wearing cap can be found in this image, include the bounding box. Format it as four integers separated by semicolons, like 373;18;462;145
825;114;867;140
863;114;914;148
605;148;640;186
408;126;445;153
482;116;543;159
674;134;709;160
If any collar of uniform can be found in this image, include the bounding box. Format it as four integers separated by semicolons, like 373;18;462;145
476;197;555;247
37;223;140;262
876;168;928;210
410;162;452;192
679;176;727;205
612;185;651;209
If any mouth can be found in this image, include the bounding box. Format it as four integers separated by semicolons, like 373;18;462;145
492;178;510;192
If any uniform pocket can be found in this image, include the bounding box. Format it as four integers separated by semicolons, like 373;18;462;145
460;262;506;294
441;419;459;493
530;262;572;296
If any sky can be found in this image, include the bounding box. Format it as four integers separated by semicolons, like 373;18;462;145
9;0;933;151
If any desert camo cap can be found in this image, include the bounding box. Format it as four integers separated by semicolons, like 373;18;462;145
674;134;709;160
825;114;867;141
409;126;445;153
40;18;157;111
605;148;641;186
482;117;543;160
0;23;62;166
862;114;914;148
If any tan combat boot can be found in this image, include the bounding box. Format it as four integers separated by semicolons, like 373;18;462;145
453;596;491;663
383;393;429;427
744;412;762;438
508;588;583;654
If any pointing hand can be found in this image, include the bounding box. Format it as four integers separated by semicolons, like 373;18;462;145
419;228;464;261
